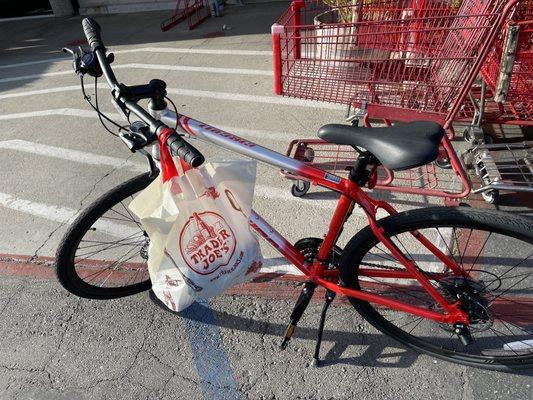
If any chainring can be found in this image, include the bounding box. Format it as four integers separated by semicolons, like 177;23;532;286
294;237;342;269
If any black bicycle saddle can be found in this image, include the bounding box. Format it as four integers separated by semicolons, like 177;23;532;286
317;121;445;171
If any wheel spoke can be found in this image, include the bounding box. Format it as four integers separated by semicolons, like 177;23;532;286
485;251;533;287
458;228;473;266
56;174;154;298
83;246;142;284
435;227;460;266
75;231;144;260
466;232;492;274
348;214;533;366
119;200;144;231
489;274;530;306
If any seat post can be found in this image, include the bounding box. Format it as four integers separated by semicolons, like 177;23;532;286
349;151;378;186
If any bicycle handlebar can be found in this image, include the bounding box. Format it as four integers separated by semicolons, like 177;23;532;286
82;17;104;51
166;129;205;168
80;17;205;168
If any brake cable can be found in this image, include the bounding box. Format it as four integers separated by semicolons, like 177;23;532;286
79;74;127;137
165;95;179;130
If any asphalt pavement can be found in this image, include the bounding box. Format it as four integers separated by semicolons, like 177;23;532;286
0;3;532;400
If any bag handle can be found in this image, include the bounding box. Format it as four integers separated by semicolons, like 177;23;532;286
158;129;192;182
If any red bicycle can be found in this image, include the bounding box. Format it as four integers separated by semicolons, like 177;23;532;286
56;18;533;371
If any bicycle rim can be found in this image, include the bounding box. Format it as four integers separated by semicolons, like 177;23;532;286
56;173;154;298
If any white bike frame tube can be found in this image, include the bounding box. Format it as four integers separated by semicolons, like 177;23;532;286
149;108;345;193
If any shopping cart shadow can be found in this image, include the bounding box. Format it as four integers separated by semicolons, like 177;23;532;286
495;192;533;214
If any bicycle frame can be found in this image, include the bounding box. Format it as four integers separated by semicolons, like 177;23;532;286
150;107;469;325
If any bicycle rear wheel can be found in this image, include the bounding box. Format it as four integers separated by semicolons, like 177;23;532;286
56;173;154;299
339;207;533;370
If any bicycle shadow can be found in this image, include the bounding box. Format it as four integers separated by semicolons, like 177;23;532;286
177;300;533;374
178;300;420;369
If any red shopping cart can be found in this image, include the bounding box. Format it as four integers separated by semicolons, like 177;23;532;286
272;0;523;202
479;1;533;126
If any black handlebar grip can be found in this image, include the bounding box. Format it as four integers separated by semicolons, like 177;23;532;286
82;17;104;51
167;133;205;168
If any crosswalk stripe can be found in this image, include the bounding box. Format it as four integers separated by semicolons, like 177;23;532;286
0;63;272;84
0;47;271;70
0;109;300;142
0;139;355;214
0;84;344;110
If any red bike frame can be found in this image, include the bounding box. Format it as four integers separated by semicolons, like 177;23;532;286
152;108;470;326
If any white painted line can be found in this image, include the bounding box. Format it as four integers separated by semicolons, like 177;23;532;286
0;109;294;141
0;139;355;215
0;58;66;69
113;47;271;57
166;88;343;110
0;192;140;238
124;63;272;76
0;47;271;69
0;85;81;99
0;70;73;83
0;192;77;225
255;184;340;212
0;190;301;275
0;140;146;173
261;257;302;276
0;108;105;121
0;63;272;84
5;45;46;51
0;14;53;22
0;85;344;110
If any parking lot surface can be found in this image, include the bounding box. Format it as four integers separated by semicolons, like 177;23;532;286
0;3;532;400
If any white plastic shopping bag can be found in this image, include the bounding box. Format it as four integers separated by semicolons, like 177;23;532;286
129;155;263;312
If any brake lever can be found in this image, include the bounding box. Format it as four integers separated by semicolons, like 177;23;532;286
62;47;75;56
62;46;105;78
62;47;83;75
119;121;156;151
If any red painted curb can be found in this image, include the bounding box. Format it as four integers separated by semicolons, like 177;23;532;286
0;253;349;304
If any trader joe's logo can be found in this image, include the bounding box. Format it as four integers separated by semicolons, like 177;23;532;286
179;211;236;275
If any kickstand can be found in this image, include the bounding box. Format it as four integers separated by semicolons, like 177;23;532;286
280;281;317;350
311;290;336;367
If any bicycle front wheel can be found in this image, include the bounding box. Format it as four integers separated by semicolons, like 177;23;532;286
339;207;533;370
56;173;155;299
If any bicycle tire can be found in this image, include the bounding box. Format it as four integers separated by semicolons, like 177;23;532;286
56;173;155;299
339;206;533;371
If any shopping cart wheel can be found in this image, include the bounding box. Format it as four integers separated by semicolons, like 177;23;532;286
435;157;452;169
481;189;499;205
291;180;310;197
